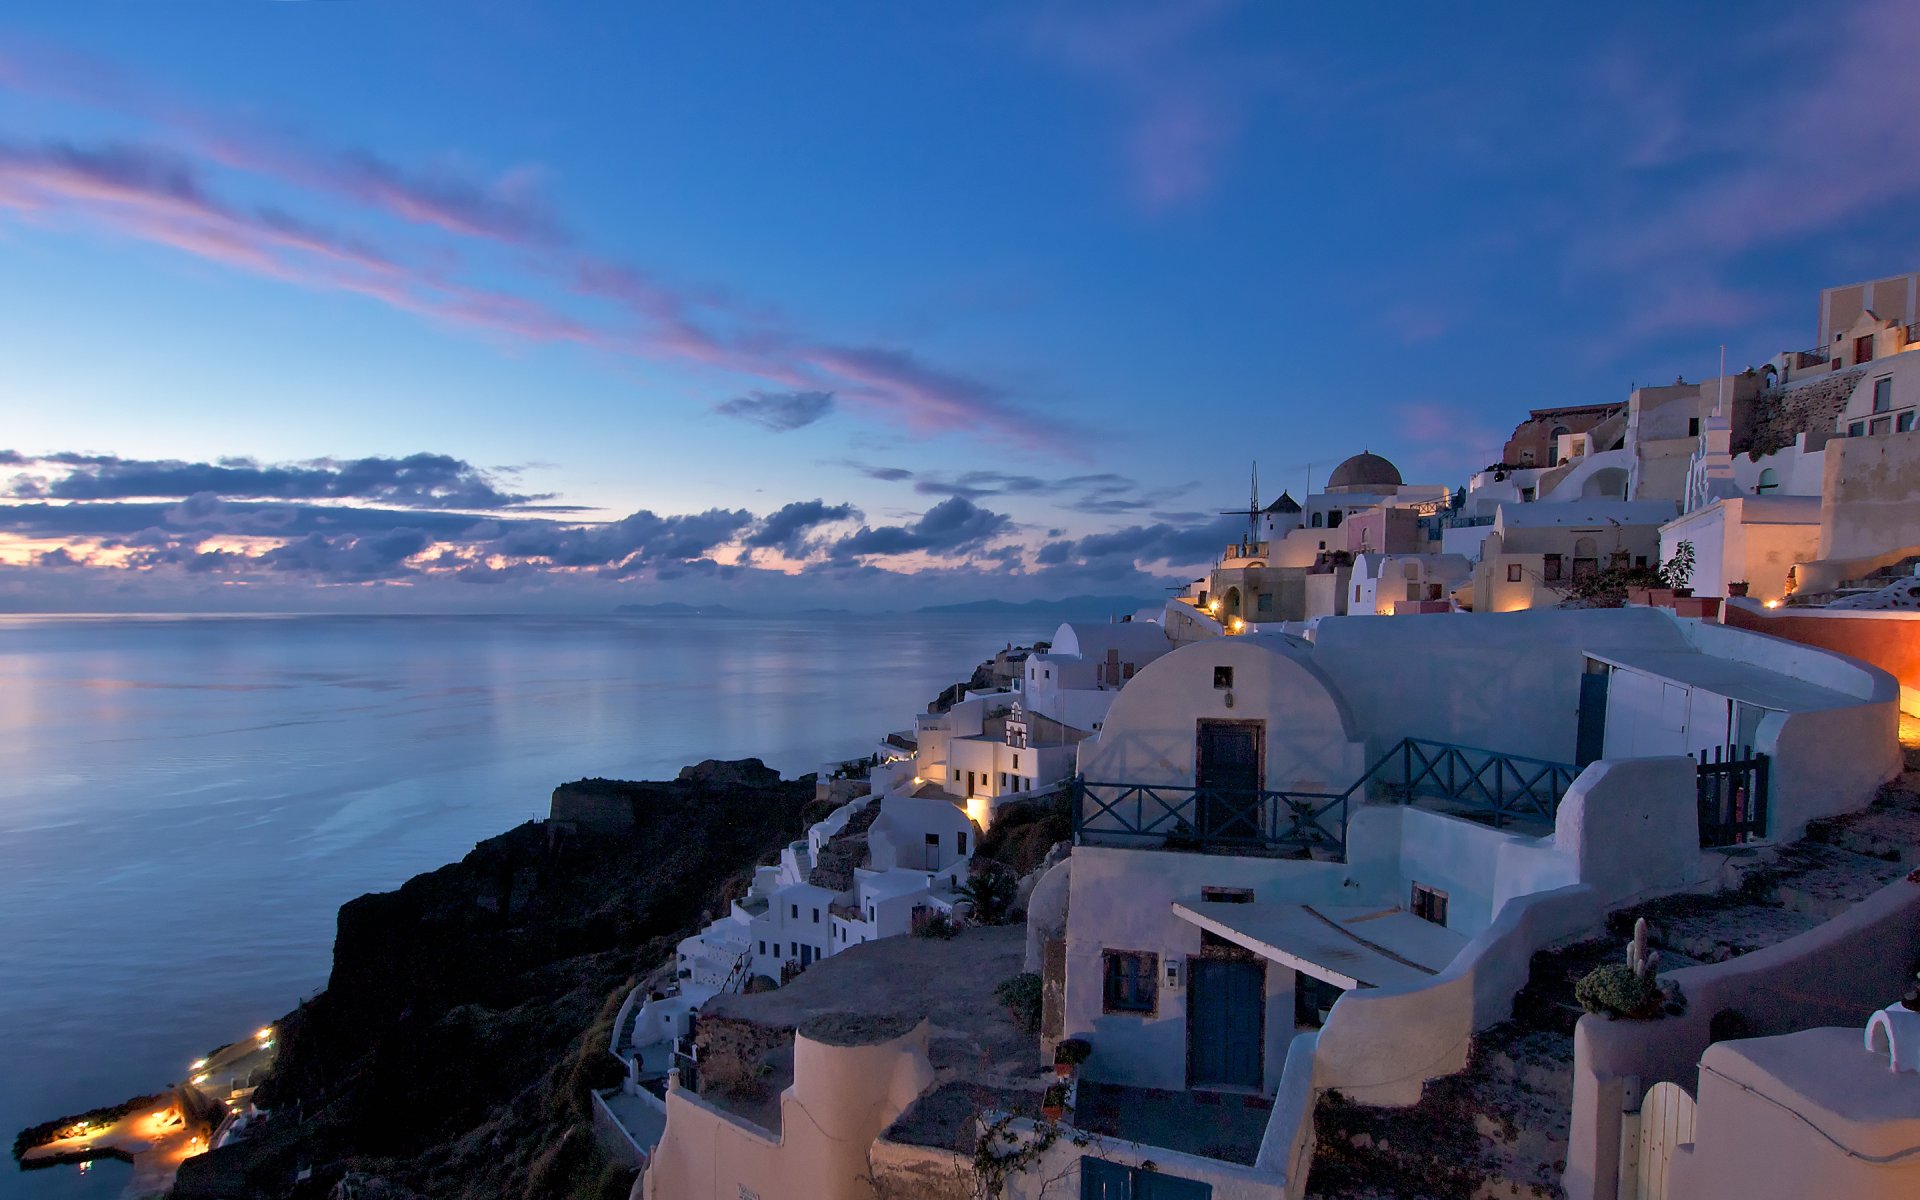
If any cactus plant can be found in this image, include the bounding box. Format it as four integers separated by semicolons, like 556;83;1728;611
1575;919;1671;1019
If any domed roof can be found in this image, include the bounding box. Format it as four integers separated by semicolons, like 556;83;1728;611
1325;452;1403;493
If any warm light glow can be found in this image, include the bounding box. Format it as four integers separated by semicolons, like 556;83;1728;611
192;1073;209;1085
1764;599;1782;609
965;795;990;829
1229;617;1245;633
256;1026;274;1041
1207;600;1220;613
191;1058;208;1070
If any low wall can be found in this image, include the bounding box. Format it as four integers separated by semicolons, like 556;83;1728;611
1563;873;1920;1200
1309;884;1602;1106
867;1138;974;1200
1253;1030;1320;1197
1725;599;1920;715
592;1090;650;1171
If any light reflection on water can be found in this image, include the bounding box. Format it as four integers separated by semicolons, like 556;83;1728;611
0;611;1049;1198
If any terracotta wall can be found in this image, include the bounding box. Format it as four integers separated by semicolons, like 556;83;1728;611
1724;601;1920;714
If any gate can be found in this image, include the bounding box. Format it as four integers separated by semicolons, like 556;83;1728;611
1617;1081;1696;1200
1696;746;1769;847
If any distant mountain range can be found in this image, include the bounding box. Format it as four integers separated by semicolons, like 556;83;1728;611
914;594;1159;616
613;595;1159;618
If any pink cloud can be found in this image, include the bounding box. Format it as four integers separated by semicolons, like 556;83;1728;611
0;44;1062;448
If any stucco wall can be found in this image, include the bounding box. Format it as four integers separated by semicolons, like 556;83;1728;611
1311;607;1690;764
1076;636;1367;797
999;1118;1290;1200
1819;428;1920;560
1563;875;1920;1200
1724;600;1920;714
644;1021;936;1200
1308;883;1601;1106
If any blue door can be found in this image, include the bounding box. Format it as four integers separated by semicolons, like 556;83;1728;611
1081;1157;1212;1199
1187;958;1264;1089
1576;669;1610;766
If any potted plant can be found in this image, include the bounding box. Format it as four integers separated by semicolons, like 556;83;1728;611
1054;1037;1092;1078
1727;581;1750;598
1661;541;1697;598
1040;1083;1069;1123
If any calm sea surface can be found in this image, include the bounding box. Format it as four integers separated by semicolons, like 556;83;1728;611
0;611;1054;1199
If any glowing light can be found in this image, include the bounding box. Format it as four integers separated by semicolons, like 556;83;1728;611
191;1058;208;1070
1229;617;1246;633
256;1026;274;1041
1763;599;1782;609
192;1073;209;1085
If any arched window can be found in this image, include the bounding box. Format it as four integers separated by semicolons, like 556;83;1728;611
1311;512;1323;528
1756;467;1779;493
1574;536;1598;558
1548;425;1570;466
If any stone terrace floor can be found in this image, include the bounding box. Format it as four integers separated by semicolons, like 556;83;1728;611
1072;1082;1273;1166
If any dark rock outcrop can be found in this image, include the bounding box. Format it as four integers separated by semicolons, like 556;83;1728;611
174;763;814;1200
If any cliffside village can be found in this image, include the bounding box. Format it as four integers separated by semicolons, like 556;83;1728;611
597;273;1920;1200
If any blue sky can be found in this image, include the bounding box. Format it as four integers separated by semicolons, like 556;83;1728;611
3;0;1918;611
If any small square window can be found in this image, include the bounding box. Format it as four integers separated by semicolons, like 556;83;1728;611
1411;883;1449;926
1901;411;1916;433
1213;666;1233;690
1102;950;1159;1014
1850;421;1868;437
1873;416;1893;435
1507;563;1523;582
1201;886;1255;904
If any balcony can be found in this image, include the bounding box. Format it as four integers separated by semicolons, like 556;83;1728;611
1073;739;1581;858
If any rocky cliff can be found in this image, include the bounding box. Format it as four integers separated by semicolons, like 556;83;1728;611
172;763;814;1200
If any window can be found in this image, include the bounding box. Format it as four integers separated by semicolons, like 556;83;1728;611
1874;377;1893;412
1507;563;1523;583
956;831;967;855
790;904;798;919
1756;467;1779;493
925;833;939;852
1212;666;1233;690
1354;585;1363;602
1850;421;1868;437
1201;886;1255;903
1406;582;1421;601
1102;950;1158;1014
1543;553;1564;582
1411;883;1449;926
758;940;766;955
1257;593;1273;613
1520;487;1536;502
1687;417;1701;437
1327;510;1343;529
1857;334;1875;364
812;907;820;924
1902;412;1917;433
1873;416;1893;435
954;770;961;782
1013;753;1020;770
1311;512;1323;528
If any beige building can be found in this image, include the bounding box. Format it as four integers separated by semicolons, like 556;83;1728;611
1469;500;1677;613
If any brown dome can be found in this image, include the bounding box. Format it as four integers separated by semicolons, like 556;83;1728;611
1325;452;1402;492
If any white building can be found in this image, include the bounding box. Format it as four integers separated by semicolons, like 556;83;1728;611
1042;607;1897;1191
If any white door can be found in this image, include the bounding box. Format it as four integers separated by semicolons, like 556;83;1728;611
1619;1081;1696;1200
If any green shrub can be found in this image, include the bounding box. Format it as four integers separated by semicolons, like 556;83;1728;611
1574;963;1664;1019
1053;1037;1092;1066
912;909;959;939
957;863;1019;926
996;972;1044;1034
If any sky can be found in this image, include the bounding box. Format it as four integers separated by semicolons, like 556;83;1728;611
4;0;1919;612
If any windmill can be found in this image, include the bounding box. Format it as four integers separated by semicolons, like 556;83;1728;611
1218;462;1263;547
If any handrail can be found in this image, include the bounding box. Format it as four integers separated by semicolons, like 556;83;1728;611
1073;737;1579;858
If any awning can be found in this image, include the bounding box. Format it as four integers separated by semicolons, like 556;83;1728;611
1171;900;1469;990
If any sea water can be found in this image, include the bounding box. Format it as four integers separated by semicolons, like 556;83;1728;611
0;611;1055;1198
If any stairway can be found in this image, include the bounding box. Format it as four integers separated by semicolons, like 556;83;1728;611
1308;752;1920;1199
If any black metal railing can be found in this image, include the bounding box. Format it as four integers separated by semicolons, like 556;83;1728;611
1073;737;1582;858
1696;745;1769;847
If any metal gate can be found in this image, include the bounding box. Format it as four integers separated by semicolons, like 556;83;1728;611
1618;1081;1696;1200
1696;746;1769;847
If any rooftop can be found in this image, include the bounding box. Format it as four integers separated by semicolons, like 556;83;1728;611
1174;900;1469;990
1587;648;1863;712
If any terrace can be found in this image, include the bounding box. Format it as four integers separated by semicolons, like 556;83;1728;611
1073;738;1580;858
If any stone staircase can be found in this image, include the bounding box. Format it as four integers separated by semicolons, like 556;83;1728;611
1309;748;1920;1199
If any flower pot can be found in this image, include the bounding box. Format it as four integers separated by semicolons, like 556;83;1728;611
1055;1063;1073;1078
1041;1105;1064;1123
1672;587;1693;598
1727;582;1749;597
